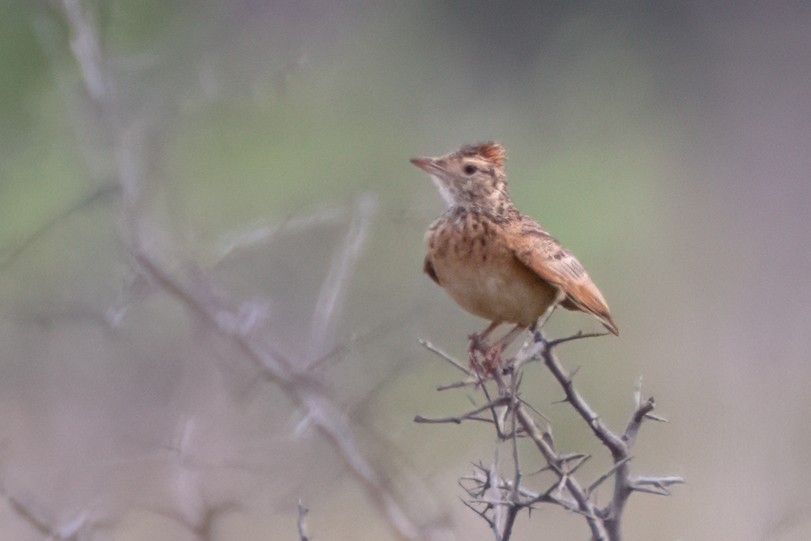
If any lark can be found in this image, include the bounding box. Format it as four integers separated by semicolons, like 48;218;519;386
411;142;618;371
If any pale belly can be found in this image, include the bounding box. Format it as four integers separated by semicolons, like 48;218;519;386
429;232;559;327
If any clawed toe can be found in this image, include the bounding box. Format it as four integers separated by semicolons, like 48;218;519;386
466;322;519;377
466;342;504;377
483;344;504;373
468;333;486;353
466;343;485;377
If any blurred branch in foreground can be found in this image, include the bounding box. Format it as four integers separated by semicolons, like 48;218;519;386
297;500;311;541
7;1;455;540
416;331;683;541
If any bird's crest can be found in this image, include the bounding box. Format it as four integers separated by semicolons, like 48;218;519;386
462;141;506;168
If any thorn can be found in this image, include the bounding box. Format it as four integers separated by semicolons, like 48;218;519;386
547;330;608;348
567;454;592;475
587;456;634;495
558;452;588;464
518;397;552;424
630;484;670;496
437;380;474;391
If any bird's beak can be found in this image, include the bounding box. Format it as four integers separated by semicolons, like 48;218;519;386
410;156;437;174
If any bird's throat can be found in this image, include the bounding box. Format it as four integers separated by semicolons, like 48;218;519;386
431;175;457;208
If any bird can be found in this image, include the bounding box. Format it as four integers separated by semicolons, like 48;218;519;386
411;141;618;372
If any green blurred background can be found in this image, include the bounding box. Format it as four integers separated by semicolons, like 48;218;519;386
1;1;810;539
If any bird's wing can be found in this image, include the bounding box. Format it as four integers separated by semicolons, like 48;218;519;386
508;216;619;335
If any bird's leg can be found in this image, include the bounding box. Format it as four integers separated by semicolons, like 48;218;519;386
483;324;527;373
534;300;561;334
469;321;500;352
468;321;500;373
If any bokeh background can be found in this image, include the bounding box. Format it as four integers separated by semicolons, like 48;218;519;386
1;1;810;539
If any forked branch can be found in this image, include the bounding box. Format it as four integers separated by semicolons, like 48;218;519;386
418;330;683;540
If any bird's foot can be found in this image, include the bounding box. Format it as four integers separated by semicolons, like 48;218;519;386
467;334;495;377
482;344;504;375
467;341;486;377
468;332;487;353
466;342;504;378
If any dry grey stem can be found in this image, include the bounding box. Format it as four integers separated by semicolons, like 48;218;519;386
418;330;683;541
297;500;311;541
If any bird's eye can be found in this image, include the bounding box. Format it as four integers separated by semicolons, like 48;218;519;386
463;164;477;175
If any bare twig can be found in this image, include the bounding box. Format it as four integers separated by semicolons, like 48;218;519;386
125;186;434;541
214;206;346;262
419;339;473;376
297;500;311;541
535;330;627;457
417;329;683;540
587;456;633;497
0;183;118;271
1;484;90;540
512;399;607;540
306;193;377;364
545;330;610;347
414;398;510;425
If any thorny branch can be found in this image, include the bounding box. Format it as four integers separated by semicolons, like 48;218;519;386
18;3;682;541
417;330;683;540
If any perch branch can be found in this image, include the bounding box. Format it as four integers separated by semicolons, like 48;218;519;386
417;329;683;541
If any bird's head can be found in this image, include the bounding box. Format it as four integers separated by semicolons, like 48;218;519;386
411;141;510;208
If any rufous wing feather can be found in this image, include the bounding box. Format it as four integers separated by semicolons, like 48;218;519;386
508;216;619;335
